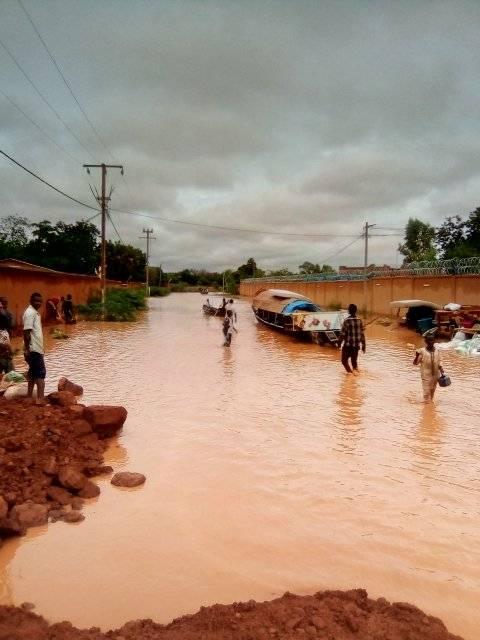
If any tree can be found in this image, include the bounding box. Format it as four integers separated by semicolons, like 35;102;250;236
0;215;30;258
106;241;146;282
399;218;436;263
299;261;321;274
435;207;480;259
236;258;258;280
26;220;100;273
267;267;294;276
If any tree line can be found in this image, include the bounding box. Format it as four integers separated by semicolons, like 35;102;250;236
399;206;480;263
0;214;146;282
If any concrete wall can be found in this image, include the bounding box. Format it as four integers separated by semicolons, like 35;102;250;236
240;275;480;315
0;267;117;327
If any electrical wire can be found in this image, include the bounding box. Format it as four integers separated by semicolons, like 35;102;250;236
318;235;363;264
107;210;123;242
16;0;115;162
0;88;83;165
0;36;96;160
0;148;99;212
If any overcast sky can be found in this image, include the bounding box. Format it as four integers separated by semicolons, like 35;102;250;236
1;0;479;272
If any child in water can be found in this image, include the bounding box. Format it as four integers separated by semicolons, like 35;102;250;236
413;330;444;403
222;310;237;346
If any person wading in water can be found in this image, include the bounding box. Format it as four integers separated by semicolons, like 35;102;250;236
338;303;366;374
413;330;444;403
222;310;237;347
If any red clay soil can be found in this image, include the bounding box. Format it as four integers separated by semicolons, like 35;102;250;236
0;589;463;639
0;398;112;538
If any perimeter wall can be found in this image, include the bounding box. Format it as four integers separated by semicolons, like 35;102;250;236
0;267;127;327
240;275;480;315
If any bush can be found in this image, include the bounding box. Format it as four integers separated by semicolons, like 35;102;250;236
149;286;170;297
77;287;146;322
170;283;186;292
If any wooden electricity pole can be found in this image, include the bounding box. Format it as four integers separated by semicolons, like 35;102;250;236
83;163;124;315
139;228;156;295
363;221;375;315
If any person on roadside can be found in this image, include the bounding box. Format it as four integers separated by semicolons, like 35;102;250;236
23;292;46;404
46;297;61;322
62;293;75;323
222;309;237;347
338;303;366;374
413;330;444;403
0;297;14;335
0;300;13;374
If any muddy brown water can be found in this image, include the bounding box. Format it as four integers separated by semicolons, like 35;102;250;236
0;293;479;639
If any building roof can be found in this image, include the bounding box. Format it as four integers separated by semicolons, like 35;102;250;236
0;258;98;279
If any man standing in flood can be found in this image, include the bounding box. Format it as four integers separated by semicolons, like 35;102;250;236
23;292;46;404
338;303;366;374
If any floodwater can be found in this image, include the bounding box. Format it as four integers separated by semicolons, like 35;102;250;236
0;293;479;639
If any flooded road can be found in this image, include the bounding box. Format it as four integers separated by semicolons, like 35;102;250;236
0;293;479;639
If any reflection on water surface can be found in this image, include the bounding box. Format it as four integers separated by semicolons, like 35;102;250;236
0;294;478;639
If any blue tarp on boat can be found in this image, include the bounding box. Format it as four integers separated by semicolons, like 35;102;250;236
282;300;320;314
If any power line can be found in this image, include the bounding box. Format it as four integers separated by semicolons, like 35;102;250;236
16;0;115;162
107;210;123;242
319;235;363;264
0;88;82;165
0;35;96;160
0;148;99;212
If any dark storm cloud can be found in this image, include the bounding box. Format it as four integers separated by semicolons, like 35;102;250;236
1;0;480;271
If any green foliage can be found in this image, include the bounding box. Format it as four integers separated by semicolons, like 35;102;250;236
170;283;187;292
106;241;146;282
298;262;336;275
149;286;170;297
77;287;146;322
435;207;480;259
28;220;100;273
0;215;30;258
399;218;436;263
266;267;294;276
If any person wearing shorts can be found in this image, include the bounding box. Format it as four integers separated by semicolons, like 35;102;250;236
23;292;46;404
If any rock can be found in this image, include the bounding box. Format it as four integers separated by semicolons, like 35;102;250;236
58;467;87;491
111;472;146;488
70;419;92;437
68;404;85;418
48;509;65;522
46;486;72;506
9;502;48;528
70;498;84;511
58;377;84;396
48;391;77;407
78;480;100;499
85;465;113;477
42;456;58;475
0;496;7;519
61;511;85;523
84;405;127;438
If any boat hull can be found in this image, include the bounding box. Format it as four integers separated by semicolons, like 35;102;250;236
202;304;227;317
253;309;341;345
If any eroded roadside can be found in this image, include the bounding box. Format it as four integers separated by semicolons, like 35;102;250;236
0;588;464;639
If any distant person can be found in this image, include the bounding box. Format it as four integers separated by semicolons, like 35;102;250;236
0;300;13;374
0;297;14;335
222;309;237;347
62;293;75;323
46;297;61;322
225;298;237;323
413;330;444;403
221;298;227;310
338;303;366;374
23;292;46;404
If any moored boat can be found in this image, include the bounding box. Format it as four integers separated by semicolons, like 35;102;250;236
202;301;227;317
252;289;347;345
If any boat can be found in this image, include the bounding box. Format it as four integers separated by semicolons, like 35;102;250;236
390;299;442;333
252;289;347;345
202;300;227;317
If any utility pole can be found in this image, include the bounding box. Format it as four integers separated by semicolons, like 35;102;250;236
363;221;375;315
139;228;156;295
83;163;124;316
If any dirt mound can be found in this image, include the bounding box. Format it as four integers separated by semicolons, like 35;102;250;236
0;589;464;639
0;398;112;538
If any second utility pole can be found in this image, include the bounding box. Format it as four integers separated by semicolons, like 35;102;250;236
363;221;375;316
139;228;156;295
83;163;124;316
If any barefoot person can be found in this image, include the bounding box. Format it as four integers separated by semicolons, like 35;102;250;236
339;303;366;374
23;292;46;404
413;330;444;403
